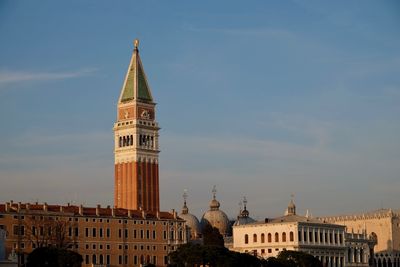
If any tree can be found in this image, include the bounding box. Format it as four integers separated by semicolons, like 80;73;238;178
168;243;261;267
26;247;83;267
202;224;224;247
270;250;322;267
23;215;74;249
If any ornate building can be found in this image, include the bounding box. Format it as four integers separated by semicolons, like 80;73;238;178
232;199;375;267
0;202;185;267
320;209;400;267
114;39;160;212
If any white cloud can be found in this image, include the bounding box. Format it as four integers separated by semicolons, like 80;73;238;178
0;68;97;85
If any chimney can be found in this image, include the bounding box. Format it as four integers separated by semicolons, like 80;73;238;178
5;202;9;212
79;205;83;216
156;211;160;220
43;202;48;212
128;210;132;218
26;203;30;211
96;205;101;216
60;206;63;212
142;210;146;219
172;209;177;219
17;202;21;212
112;208;115;217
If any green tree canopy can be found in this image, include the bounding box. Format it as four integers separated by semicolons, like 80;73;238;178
202;224;225;247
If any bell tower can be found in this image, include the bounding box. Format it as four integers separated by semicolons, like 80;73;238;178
113;40;160;211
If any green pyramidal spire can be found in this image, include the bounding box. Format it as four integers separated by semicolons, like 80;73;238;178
120;39;153;103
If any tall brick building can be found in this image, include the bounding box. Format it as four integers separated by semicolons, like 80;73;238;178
114;39;160;212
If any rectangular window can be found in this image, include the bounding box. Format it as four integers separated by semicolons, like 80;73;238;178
118;255;122;265
163;231;167;240
140;230;144;239
99;228;103;238
74;227;79;237
164;256;168;265
134;255;138;265
152;230;156;239
68;227;72;237
146;230;150;239
106;255;110;265
118;229;122;238
85;255;89;264
106;228;110;238
298;231;302;242
309;231;313;242
92;228;96;238
124;229;128;238
85;228;89;237
133;229;137;238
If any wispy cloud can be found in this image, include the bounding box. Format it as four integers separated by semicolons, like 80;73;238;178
0;68;97;85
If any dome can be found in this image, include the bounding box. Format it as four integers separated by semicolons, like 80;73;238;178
201;209;230;236
179;190;201;239
233;197;255;226
201;186;230;236
179;212;201;239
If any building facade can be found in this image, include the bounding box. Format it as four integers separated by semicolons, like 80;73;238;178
114;39;160;212
0;202;186;267
232;200;375;267
321;209;400;267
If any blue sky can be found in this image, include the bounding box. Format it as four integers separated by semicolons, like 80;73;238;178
0;1;399;220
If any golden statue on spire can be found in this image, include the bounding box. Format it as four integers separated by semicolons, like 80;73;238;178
134;39;139;49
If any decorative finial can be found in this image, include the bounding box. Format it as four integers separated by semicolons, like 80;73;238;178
212;185;217;200
291;193;294;200
243;196;248;209
238;201;243;213
134;39;140;50
183;189;188;204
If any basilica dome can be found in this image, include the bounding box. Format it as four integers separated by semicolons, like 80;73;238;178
233;197;256;226
179;192;201;239
201;187;230;236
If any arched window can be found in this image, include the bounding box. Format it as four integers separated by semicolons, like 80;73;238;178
268;233;272;243
92;255;97;264
275;232;279;242
282;232;287;242
123;136;126;146
130;135;133;145
119;137;122;147
244;234;249;244
253;234;257;243
261;233;265;243
290;231;294;242
99;255;104;265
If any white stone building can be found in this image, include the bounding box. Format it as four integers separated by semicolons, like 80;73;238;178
232;199;375;267
321;209;400;267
